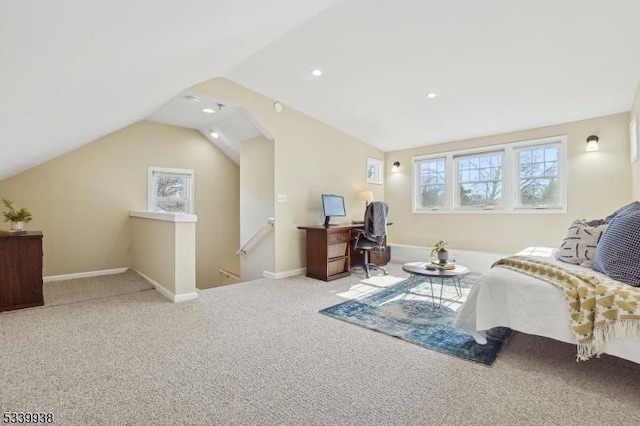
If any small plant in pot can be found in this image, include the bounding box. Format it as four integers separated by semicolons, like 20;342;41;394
2;197;33;231
429;240;449;264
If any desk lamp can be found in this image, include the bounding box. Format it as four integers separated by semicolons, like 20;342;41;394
359;191;374;208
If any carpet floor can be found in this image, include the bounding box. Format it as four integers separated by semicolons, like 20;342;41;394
1;264;639;425
43;269;153;307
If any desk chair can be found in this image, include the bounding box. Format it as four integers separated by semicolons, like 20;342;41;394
352;201;389;278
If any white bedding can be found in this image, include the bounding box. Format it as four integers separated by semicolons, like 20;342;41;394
454;247;640;364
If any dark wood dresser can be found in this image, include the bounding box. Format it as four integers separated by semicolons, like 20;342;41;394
0;231;44;312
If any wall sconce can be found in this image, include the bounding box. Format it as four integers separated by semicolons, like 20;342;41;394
359;191;374;207
586;135;600;152
392;161;401;172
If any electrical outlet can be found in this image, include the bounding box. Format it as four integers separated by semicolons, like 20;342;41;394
126;246;133;255
277;194;287;203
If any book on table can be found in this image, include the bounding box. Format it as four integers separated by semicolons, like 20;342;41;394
426;262;455;270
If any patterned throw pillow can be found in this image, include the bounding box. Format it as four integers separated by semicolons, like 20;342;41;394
555;220;607;267
592;210;640;287
604;201;640;224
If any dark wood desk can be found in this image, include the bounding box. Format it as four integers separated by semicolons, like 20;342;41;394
297;224;390;281
0;231;44;312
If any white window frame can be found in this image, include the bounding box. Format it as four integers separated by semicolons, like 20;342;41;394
413;156;448;212
513;141;564;210
412;135;567;214
148;167;195;214
454;149;505;211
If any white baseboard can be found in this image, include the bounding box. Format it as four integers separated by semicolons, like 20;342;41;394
389;244;509;274
173;291;199;302
43;267;129;283
262;268;306;279
132;269;198;303
262;245;507;279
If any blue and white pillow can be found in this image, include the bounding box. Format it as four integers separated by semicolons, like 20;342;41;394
555;220;607;268
604;201;640;224
592;210;640;287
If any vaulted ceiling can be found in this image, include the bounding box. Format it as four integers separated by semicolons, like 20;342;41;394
2;0;639;180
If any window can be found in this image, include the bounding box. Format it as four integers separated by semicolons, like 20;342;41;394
455;151;503;209
516;144;560;208
415;157;446;209
148;167;194;214
412;136;566;214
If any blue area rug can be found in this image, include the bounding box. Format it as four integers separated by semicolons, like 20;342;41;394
319;277;511;365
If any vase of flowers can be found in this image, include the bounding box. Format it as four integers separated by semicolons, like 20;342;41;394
2;197;33;232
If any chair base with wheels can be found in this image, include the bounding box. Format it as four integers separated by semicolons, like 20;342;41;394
352;229;389;278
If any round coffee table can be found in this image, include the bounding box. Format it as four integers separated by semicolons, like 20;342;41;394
401;262;471;308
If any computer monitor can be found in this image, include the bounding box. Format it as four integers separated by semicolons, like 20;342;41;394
322;194;346;227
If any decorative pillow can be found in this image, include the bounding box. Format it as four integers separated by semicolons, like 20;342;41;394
604;201;640;224
555;220;608;267
591;210;640;287
584;218;605;227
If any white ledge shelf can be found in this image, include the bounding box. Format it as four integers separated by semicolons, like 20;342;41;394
130;210;197;223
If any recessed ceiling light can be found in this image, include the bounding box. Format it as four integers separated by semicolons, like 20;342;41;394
184;95;200;103
209;131;220;139
202;108;216;114
426;92;437;98
311;68;323;77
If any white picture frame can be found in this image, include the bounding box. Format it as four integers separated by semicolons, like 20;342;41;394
148;166;195;214
366;157;384;185
631;115;638;164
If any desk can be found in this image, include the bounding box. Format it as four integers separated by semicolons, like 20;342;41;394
297;225;390;281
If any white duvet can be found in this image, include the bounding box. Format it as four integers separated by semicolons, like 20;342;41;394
454;247;640;364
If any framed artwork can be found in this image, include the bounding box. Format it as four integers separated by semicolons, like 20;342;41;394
366;157;384;185
148;167;194;213
631;114;638;164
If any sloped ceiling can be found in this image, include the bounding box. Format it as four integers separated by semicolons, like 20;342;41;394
0;0;338;180
147;92;268;164
2;0;640;180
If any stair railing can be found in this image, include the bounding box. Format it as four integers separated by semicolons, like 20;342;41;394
235;217;275;256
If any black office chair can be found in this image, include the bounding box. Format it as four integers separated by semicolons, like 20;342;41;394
352;201;389;278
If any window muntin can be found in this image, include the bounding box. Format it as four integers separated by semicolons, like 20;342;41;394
516;144;560;208
416;157;446;209
148;167;194;214
455;151;503;208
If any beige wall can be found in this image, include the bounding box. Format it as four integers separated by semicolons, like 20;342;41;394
5;75;633;280
632;80;640;200
0;120;239;287
191;78;385;273
131;217;176;290
240;136;275;280
131;215;197;298
385;113;632;254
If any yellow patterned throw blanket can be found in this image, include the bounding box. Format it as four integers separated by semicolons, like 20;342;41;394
493;256;640;361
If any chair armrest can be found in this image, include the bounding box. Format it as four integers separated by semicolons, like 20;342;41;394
351;228;365;248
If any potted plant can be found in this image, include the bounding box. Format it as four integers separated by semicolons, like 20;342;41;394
2;197;33;231
429;240;449;264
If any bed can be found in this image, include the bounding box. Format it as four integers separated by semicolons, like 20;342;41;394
454;247;640;364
